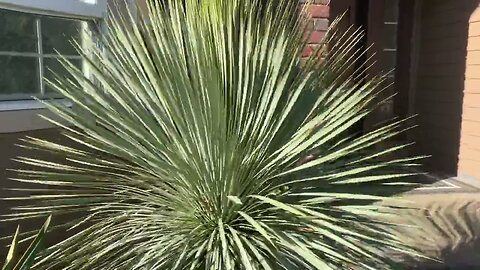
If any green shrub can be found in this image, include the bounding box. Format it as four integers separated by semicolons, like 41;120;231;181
6;0;423;268
2;216;50;270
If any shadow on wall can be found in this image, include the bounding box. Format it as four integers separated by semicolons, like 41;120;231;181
0;129;77;257
412;0;479;177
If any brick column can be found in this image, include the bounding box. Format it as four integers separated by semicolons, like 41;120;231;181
301;0;331;58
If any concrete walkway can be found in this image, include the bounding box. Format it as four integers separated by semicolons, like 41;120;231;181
391;177;480;269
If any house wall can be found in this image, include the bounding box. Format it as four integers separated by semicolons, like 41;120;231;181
300;0;331;58
412;0;472;175
459;4;480;180
0;128;67;255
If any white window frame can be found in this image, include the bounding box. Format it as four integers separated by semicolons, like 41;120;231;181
0;0;107;132
0;0;107;19
0;0;106;112
0;11;86;103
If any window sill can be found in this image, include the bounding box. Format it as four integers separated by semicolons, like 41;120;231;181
0;99;72;133
0;99;72;112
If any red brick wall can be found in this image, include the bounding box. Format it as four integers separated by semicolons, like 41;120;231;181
459;6;480;180
301;0;331;58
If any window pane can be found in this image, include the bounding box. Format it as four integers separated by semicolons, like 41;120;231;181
0;9;37;52
383;51;397;71
0;56;39;96
384;0;399;22
42;16;82;55
383;24;398;50
44;58;82;94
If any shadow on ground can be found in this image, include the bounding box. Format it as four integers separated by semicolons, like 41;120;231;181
393;185;480;269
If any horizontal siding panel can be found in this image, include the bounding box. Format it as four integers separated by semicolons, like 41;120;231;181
460;135;480;151
421;37;467;52
417;78;465;91
417;123;461;134
415;120;461;135
416;102;463;113
465;79;480;93
416;93;463;104
470;7;480;23
424;7;469;21
458;159;480;178
466;50;480;64
467;65;480;75
463;108;480;123
466;64;480;78
467;36;480;50
416;82;465;91
418;64;466;77
416;118;461;130
415;123;460;137
423;11;470;27
415;99;463;111
422;23;467;40
419;70;465;78
415;138;460;156
463;94;480;108
425;0;463;10
459;146;480;162
422;50;466;65
424;1;461;13
461;120;480;135
461;139;480;150
418;60;465;72
470;21;480;37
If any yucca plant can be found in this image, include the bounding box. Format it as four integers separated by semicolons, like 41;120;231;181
3;0;424;269
2;216;50;270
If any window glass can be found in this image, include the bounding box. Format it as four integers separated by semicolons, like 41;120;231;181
0;8;85;101
42;16;82;55
384;0;399;22
382;2;399;75
0;9;37;52
0;56;39;95
383;51;397;71
383;24;398;50
44;58;82;93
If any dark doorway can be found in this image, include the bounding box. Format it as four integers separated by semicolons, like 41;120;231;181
329;0;370;137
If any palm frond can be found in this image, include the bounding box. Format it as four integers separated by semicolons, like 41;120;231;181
3;0;424;268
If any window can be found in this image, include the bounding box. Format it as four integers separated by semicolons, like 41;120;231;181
0;0;108;19
382;0;399;86
0;8;86;101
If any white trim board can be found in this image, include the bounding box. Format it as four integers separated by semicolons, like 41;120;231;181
414;173;462;191
415;180;461;191
0;99;72;112
0;0;107;19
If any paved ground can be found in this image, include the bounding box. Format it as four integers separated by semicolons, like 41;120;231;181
391;175;480;269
